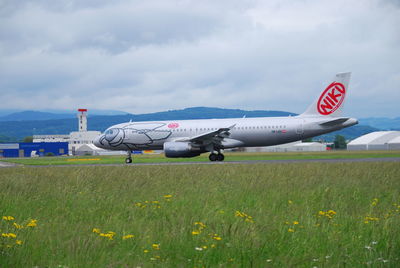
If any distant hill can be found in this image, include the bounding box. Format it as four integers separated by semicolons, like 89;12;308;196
0;111;75;121
358;117;400;130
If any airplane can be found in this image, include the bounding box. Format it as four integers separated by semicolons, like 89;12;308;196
93;72;358;163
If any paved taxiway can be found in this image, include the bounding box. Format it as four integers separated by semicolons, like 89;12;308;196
1;157;399;168
0;161;17;168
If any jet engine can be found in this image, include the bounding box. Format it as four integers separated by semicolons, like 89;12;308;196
163;142;202;158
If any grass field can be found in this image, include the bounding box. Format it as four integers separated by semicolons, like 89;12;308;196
1;162;400;267
1;150;400;165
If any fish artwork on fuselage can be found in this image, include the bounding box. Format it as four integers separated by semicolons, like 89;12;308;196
98;123;172;150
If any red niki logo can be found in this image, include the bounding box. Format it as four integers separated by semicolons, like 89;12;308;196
317;82;346;115
167;122;179;129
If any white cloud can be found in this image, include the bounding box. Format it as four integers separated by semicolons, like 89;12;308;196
0;0;399;117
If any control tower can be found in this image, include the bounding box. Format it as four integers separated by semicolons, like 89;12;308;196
77;109;87;132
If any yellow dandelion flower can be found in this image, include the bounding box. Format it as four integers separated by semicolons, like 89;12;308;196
293;221;299;225
144;249;149;253
92;228;101;234
2;216;15;221
194;222;206;229
235;210;254;222
16;240;23;245
2;233;17;238
122;234;134;240
152;243;160;250
164;194;172;198
245;218;254;223
327;210;336;215
213;236;222;241
288;228;295;233
235;211;244;218
99;233;114;240
13;222;23;229
364;216;379;222
26;219;37;227
192;230;201;235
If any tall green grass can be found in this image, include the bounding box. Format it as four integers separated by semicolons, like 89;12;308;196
1;163;400;267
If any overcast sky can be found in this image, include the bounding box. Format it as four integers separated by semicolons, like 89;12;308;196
0;0;399;117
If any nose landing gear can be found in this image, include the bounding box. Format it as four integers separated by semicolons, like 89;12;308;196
209;152;225;162
125;150;133;164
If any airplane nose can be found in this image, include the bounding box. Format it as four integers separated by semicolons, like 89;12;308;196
93;135;103;148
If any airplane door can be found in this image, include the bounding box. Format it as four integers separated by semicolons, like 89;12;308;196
296;120;304;135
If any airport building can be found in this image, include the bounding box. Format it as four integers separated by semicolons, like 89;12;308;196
0;142;68;158
347;131;400;150
33;109;102;155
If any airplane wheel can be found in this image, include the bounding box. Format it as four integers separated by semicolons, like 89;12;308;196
209;153;218;162
125;157;132;164
217;154;225;161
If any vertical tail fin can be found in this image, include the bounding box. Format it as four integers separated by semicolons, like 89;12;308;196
301;72;351;117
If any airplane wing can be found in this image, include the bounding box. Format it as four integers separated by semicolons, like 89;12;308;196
176;124;236;145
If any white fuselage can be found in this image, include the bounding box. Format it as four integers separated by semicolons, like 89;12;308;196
93;115;358;151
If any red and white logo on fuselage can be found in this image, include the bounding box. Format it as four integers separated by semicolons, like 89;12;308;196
317;82;346;115
167;122;179;129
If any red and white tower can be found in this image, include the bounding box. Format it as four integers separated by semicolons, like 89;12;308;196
77;109;87;132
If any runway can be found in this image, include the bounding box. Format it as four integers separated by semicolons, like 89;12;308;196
1;157;399;168
0;161;17;168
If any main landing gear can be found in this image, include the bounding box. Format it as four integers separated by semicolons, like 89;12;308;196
209;152;225;162
125;150;132;164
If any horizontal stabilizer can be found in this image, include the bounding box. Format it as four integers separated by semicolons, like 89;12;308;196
318;118;350;126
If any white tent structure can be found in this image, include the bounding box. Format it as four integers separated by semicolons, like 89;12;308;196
347;131;400;151
388;136;400;150
74;144;126;156
292;142;327;152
